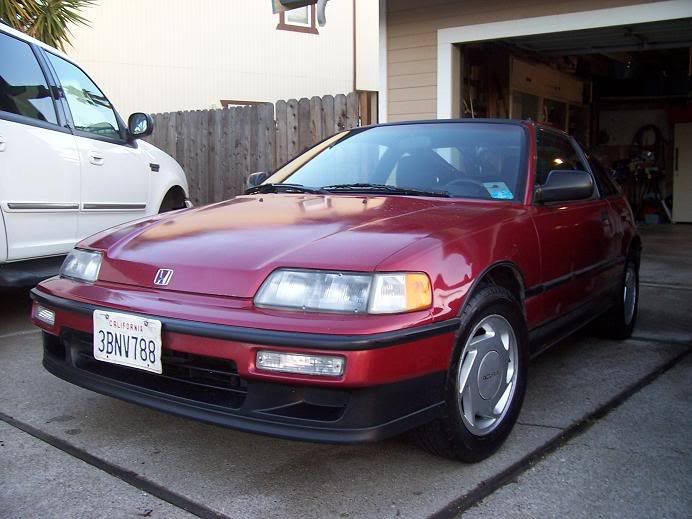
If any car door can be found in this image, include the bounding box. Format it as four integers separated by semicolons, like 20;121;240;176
43;51;151;239
530;129;612;324
584;151;629;295
0;30;80;261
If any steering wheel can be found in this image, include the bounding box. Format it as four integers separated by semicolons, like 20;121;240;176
444;178;491;198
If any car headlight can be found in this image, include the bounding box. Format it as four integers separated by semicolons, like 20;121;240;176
60;249;102;282
254;269;432;314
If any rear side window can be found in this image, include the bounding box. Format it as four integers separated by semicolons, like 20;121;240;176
586;153;620;197
46;52;121;140
535;130;588;185
0;32;57;124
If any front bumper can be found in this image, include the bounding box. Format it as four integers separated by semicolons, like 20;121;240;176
32;288;457;443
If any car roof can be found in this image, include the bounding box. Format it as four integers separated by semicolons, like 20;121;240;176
358;118;571;137
368;118;526;128
0;21;74;63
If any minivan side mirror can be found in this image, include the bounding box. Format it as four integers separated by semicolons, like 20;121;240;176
128;112;154;139
246;171;270;189
535;170;594;204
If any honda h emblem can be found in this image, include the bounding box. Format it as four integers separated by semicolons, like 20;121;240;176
153;269;174;286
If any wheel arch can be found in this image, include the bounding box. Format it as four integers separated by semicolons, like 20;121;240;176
457;261;527;319
158;185;188;213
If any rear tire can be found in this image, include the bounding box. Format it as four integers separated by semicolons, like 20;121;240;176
596;257;639;340
413;286;529;462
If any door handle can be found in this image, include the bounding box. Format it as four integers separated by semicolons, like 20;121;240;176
0;135;6;152
600;211;611;225
88;151;104;166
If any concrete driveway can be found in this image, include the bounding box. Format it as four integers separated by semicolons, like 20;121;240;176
1;224;690;518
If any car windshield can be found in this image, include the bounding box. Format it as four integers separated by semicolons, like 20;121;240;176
268;123;527;201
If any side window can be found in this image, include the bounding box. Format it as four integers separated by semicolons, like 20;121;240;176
45;52;121;140
535;130;588;186
0;32;57;124
586;154;619;197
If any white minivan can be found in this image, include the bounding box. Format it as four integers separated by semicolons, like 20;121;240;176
0;23;190;287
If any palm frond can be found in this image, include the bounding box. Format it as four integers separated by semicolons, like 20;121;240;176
0;0;40;32
0;0;95;50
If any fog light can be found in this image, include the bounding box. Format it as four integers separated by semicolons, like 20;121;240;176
256;350;345;377
35;305;55;327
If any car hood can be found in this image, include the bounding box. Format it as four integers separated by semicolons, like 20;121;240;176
84;194;517;298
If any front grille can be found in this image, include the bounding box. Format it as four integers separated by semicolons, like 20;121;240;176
62;329;247;409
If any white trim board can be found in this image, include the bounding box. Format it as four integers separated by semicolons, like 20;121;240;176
378;0;388;122
436;0;692;118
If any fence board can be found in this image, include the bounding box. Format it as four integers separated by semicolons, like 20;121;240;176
209;109;221;203
310;96;323;143
166;112;177;159
286;99;299;160
256;103;274;173
321;95;335;137
346;91;359;129
150;112;164;150
194;111;204;205
275;100;288;167
182;111;196;205
334;94;347;132
235;107;252;197
297;98;311;154
221;107;234;200
249;104;259;174
174;111;184;169
162;112;172;154
200;110;210;204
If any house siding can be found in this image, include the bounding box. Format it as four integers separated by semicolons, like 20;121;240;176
386;0;663;122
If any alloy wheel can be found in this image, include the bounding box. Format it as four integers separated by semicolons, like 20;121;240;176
457;314;518;436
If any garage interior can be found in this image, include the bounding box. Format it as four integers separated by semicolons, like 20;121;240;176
456;17;692;223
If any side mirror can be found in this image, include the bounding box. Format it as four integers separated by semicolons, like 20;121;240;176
246;171;270;189
535;170;594;203
128;112;154;139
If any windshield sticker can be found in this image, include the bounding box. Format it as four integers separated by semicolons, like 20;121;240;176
483;182;513;200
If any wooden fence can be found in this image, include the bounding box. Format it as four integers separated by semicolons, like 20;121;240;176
145;92;362;206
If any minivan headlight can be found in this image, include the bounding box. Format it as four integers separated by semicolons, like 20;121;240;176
60;249;102;282
254;269;431;314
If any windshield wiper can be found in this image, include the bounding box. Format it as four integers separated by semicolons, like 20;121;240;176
245;183;329;195
321;183;451;198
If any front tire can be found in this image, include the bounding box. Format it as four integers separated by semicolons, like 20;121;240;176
413;286;529;462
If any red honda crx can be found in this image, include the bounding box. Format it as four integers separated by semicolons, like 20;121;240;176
32;120;640;462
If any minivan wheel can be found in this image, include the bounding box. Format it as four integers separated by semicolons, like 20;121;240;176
413;286;528;462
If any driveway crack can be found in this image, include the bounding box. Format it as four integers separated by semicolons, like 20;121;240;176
427;346;691;519
0;410;227;519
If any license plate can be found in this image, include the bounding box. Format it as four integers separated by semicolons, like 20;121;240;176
93;310;162;374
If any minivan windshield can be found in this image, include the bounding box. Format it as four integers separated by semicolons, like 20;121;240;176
268;123;527;201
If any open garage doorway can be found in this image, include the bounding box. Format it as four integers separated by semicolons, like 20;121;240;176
436;6;692;223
